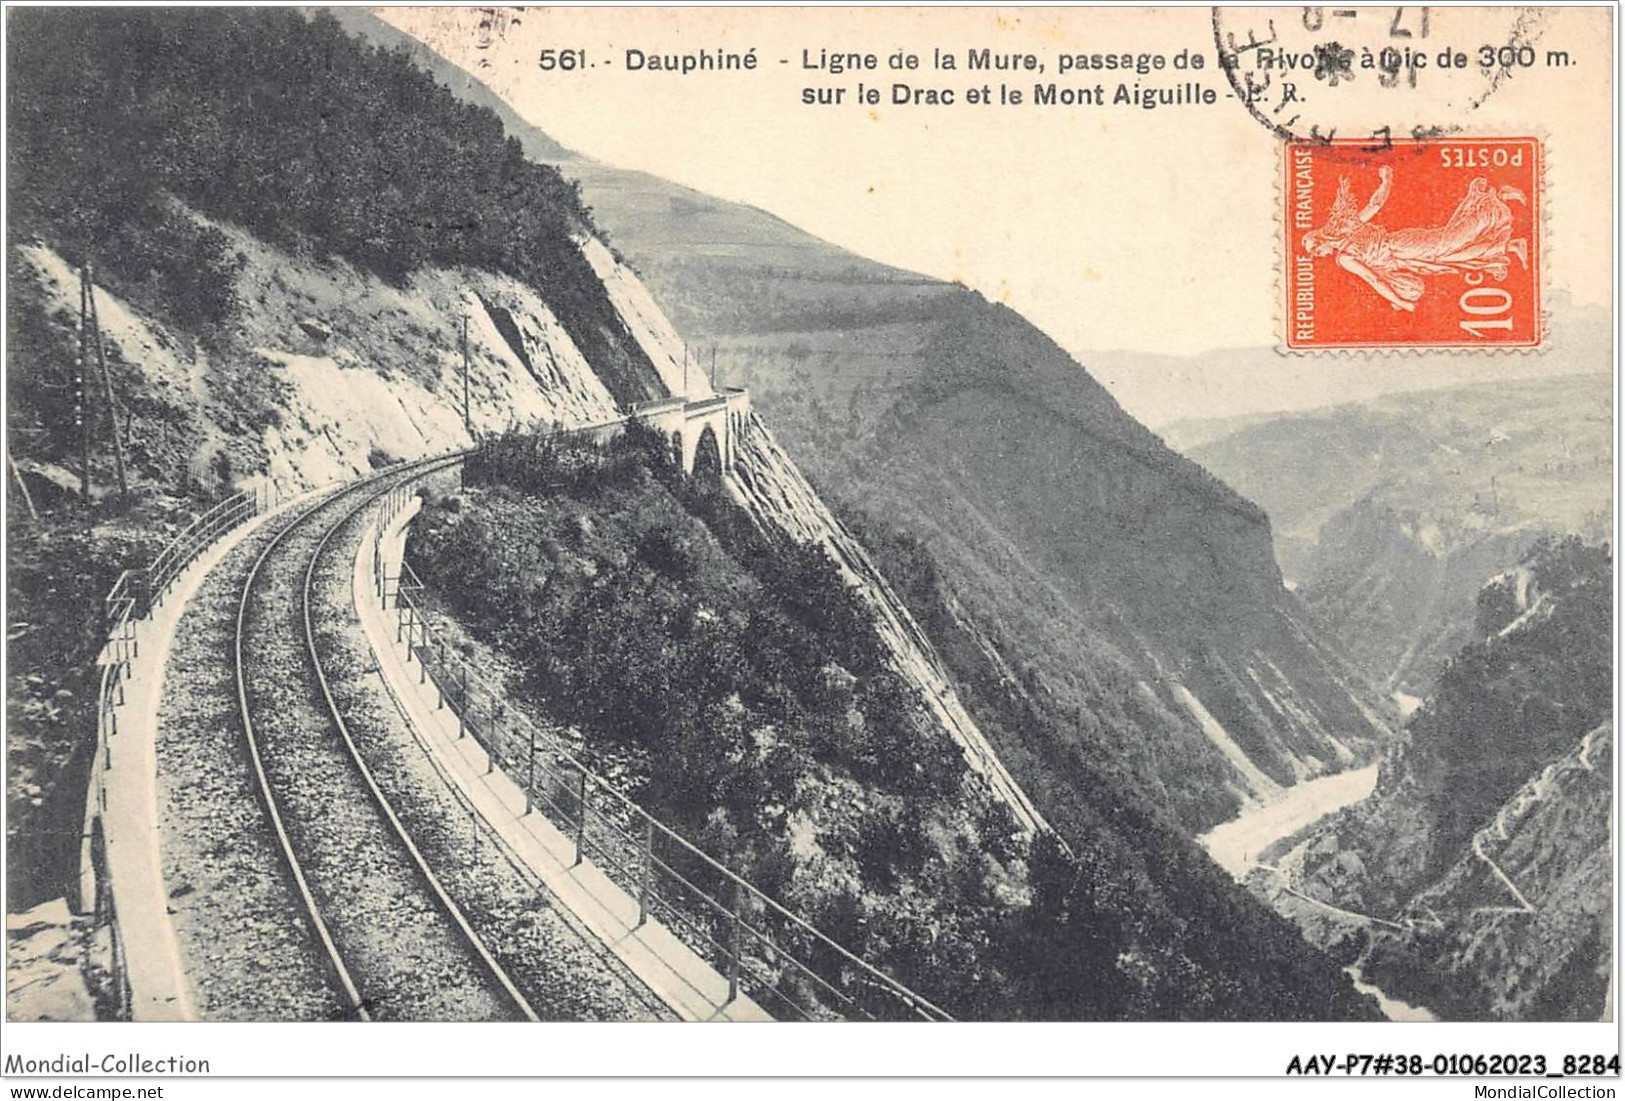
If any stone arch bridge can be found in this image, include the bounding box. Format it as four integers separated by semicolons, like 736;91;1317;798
616;388;751;475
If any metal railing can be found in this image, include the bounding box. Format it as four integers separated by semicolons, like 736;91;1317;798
372;483;952;1022
82;483;272;1018
87;816;132;1019
145;487;272;616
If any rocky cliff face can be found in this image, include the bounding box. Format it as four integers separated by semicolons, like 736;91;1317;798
14;193;1056;842
11;223;701;495
1269;539;1612;1020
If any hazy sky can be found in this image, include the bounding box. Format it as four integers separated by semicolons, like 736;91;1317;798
381;6;1611;360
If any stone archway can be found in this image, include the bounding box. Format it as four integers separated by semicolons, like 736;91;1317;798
691;424;723;481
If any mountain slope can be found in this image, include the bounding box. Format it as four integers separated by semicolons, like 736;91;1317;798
586;167;1401;835
3;6;709;910
1168;375;1612;696
1268;538;1612;1020
334;10;1395;840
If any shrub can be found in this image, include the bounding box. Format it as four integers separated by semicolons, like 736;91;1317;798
467;427;660;498
637;523;696;579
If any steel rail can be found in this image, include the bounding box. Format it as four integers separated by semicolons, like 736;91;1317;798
233;453;535;1022
299;457;540;1022
233;472;402;1020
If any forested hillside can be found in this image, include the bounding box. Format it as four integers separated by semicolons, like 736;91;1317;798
12;10;585;305
408;428;1380;1020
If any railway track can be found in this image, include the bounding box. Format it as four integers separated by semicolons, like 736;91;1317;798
233;457;536;1021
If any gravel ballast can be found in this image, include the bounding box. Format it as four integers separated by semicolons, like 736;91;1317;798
156;513;348;1021
156;472;669;1021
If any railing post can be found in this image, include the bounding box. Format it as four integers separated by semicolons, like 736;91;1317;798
460;666;469;739
433;638;444;710
636;818;654;928
726;881;744;1005
524;726;535;815
573;770;588;867
133;569;151;624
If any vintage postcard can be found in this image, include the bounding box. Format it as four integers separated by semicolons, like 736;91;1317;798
2;3;1615;1088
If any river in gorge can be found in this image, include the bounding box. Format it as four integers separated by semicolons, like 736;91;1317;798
1197;763;1437;1022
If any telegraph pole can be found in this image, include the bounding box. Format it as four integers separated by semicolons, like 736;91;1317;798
711;346;717;389
76;270;91;508
85;267;129;500
460;314;471;436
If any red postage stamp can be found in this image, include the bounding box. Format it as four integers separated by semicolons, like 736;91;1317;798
1283;137;1542;351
